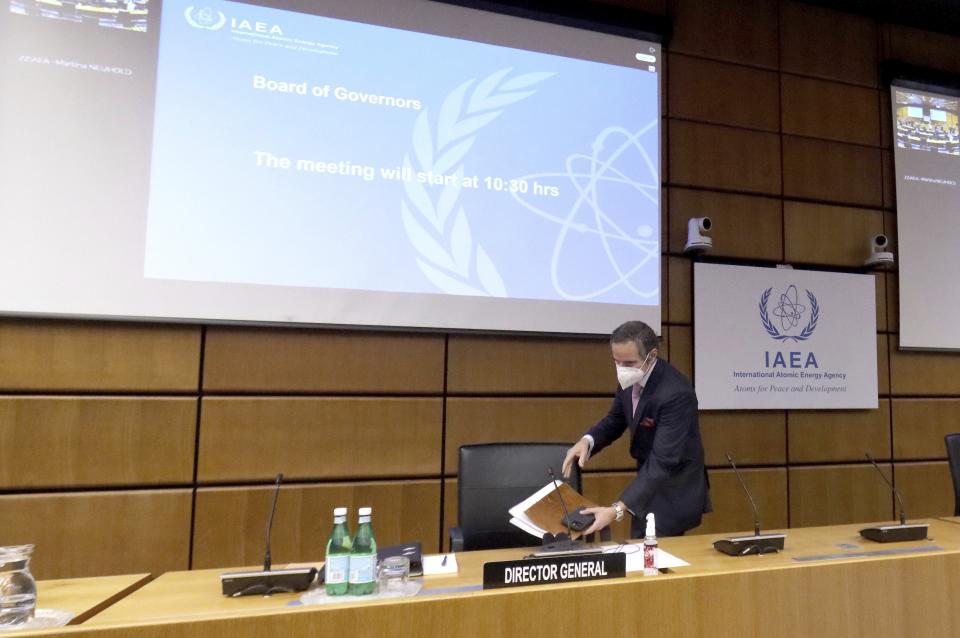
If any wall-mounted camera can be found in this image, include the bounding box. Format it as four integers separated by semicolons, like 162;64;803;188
683;217;713;255
864;233;895;269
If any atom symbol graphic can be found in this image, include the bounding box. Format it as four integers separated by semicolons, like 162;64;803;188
510;121;659;301
772;284;807;330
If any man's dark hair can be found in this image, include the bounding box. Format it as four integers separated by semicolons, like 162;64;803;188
610;321;660;357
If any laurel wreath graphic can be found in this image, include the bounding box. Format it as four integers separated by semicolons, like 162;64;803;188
759;287;819;342
401;68;554;297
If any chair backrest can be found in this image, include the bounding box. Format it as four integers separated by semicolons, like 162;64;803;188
457;442;582;552
945;434;960;516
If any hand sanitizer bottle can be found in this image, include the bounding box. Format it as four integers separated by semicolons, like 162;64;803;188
643;512;658;576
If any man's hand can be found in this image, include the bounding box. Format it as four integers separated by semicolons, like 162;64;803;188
581;506;616;536
562;438;591;478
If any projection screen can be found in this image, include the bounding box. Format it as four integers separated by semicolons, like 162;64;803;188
0;0;663;333
891;81;960;349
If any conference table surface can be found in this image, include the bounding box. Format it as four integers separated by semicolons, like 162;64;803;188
30;573;150;626
15;519;960;637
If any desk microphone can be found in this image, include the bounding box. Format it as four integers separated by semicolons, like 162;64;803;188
712;454;785;556
534;468;598;557
220;473;317;597
546;467;594;533
263;472;282;571
859;453;928;543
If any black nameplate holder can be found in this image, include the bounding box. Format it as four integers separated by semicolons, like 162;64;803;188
482;553;625;590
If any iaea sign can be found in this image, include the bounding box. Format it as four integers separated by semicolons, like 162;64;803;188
694;263;877;410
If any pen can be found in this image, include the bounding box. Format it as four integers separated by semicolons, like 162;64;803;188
441;554;448;566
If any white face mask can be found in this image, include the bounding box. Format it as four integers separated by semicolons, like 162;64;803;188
616;352;653;390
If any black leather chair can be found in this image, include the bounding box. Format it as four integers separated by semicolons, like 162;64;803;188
945;433;960;515
449;442;582;552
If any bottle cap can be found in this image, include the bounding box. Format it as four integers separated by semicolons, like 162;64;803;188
645;512;656;537
333;507;347;516
358;507;372;516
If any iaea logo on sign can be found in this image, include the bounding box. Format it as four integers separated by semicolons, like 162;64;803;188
184;6;226;30
758;284;819;342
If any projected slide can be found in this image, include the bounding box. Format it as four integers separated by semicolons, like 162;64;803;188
144;0;660;308
0;0;661;333
892;85;960;349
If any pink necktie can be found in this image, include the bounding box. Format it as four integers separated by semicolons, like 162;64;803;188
632;383;642;417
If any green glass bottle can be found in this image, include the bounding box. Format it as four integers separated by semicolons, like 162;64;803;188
348;507;377;595
324;507;351;596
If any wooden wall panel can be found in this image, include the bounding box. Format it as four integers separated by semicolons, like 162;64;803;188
886;268;899;333
668;0;779;68
787;401;891;463
879;94;892;150
668;188;783;260
203;328;444;393
661;255;670;324
442;478;457;550
878;334;890;397
781;75;880;146
0;490;191;579
789;464;893;527
690;468;788;535
446;335;610;394
780;1;878;87
198;398;441;482
783;202;884;267
894;462;953;519
700;411;787;466
668;54;779;131
444;398;634;473
875;273;889;334
0;397;195;489
892;399;960;460
667;326;693;381
667;256;692;325
192;481;442;568
881;150;896;210
890;335;960;396
0;321;200;392
883;24;960;75
669;121;781;195
782;136;882;207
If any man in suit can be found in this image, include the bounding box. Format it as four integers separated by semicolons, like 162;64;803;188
562;320;710;537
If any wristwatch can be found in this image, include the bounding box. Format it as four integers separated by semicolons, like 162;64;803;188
611;501;625;522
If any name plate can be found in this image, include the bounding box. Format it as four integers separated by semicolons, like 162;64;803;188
482;553;625;590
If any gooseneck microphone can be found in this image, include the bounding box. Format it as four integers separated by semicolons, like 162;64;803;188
263;473;283;572
859;453;928;543
865;453;907;526
727;455;762;537
532;468;599;557
547;467;595;534
220;472;317;597
712;454;785;556
546;467;573;532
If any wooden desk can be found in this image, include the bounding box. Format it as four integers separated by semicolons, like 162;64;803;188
19;573;151;631
15;521;960;637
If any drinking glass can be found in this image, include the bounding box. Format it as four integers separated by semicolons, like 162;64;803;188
0;545;37;627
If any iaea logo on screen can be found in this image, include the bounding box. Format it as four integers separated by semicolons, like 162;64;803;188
758;284;819;342
184;6;226;30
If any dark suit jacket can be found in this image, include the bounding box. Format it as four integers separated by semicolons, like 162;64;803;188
586;358;710;537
